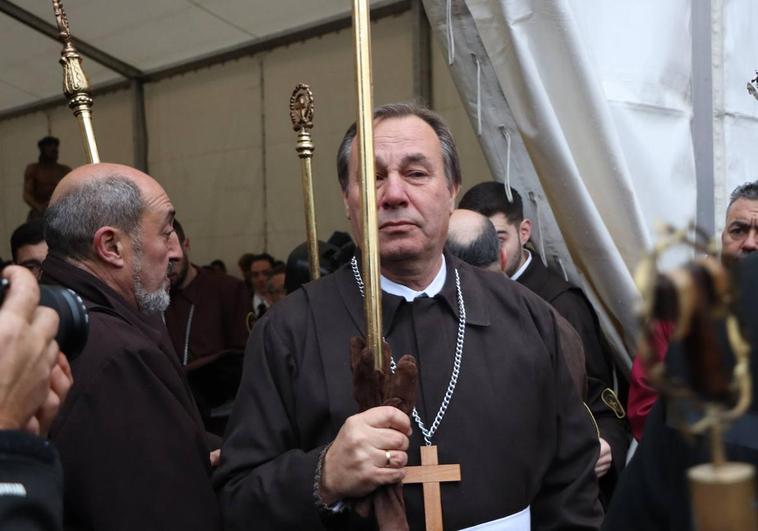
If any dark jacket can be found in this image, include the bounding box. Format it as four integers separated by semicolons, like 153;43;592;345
0;430;63;530
518;254;630;502
44;254;221;531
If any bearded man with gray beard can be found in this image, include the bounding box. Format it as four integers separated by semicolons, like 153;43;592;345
42;163;221;531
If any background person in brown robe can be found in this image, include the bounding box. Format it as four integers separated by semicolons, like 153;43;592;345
215;104;602;530
446;208;588;399
165;219;252;434
43;163;221;530
459;182;630;505
23;136;71;220
165;218;252;366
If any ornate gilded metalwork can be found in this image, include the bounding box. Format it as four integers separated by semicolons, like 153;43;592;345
51;0;100;163
635;224;755;531
290;85;314;134
289;84;320;281
352;0;383;370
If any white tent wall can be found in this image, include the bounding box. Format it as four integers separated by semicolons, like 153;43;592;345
0;9;495;272
717;0;758;232
422;0;757;362
145;57;266;270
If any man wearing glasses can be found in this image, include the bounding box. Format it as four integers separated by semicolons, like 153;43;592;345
10;219;47;280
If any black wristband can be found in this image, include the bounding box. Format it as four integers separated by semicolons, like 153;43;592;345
313;442;346;513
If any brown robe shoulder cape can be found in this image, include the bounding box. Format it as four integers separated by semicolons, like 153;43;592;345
44;254;221;531
215;253;602;530
518;255;630;502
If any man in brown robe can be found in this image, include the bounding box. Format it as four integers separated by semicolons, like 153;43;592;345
459;183;630;505
446;208;588;399
44;163;221;530
164;219;252;434
215;104;602;530
164;219;251;366
23;136;71;220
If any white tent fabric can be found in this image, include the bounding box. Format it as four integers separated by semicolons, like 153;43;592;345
421;0;758;366
424;0;663;362
0;0;395;113
717;0;758;229
421;0;758;364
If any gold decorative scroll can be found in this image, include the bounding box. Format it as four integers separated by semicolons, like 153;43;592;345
352;0;383;371
52;0;100;163
290;84;320;281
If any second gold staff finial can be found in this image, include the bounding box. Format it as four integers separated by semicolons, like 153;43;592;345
51;0;100;163
290;84;320;281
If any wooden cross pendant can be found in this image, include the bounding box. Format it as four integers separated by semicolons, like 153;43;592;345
402;445;461;531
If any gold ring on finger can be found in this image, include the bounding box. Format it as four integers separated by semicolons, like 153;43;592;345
385;450;392;467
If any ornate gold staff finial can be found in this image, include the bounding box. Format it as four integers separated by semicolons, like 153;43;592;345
289;84;320;281
51;0;100;163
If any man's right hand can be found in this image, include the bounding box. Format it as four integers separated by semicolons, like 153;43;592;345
319;406;412;504
0;266;60;431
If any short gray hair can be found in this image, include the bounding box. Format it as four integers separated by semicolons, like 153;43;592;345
44;176;144;261
336;103;462;192
446;215;500;269
728;180;758;208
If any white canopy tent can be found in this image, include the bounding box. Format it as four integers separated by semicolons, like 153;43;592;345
0;0;402;112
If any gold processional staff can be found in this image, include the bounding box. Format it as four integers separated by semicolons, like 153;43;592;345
51;0;100;163
352;0;383;370
289;84;320;281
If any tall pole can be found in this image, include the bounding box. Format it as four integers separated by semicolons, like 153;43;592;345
290;84;320;281
352;0;383;371
51;0;100;163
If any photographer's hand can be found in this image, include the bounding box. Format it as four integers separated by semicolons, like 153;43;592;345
25;352;73;436
0;266;60;431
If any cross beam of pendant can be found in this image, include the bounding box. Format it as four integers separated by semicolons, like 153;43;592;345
402;445;461;531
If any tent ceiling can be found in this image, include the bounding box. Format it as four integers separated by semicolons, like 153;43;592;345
0;0;395;114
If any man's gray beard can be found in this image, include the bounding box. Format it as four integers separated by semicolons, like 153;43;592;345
132;239;171;315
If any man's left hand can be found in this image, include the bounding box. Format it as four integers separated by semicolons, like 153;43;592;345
595;437;612;478
210;449;221;467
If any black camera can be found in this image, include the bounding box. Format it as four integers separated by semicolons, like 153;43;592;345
0;278;89;360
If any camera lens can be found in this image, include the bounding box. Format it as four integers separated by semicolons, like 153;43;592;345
0;278;89;361
39;285;89;361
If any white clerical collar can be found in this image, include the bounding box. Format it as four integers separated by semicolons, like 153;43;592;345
253;292;269;309
380;255;447;302
509;249;532;281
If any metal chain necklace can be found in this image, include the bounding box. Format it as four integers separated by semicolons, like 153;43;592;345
350;256;466;445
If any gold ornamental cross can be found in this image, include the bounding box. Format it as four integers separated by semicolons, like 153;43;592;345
402;445;461;531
